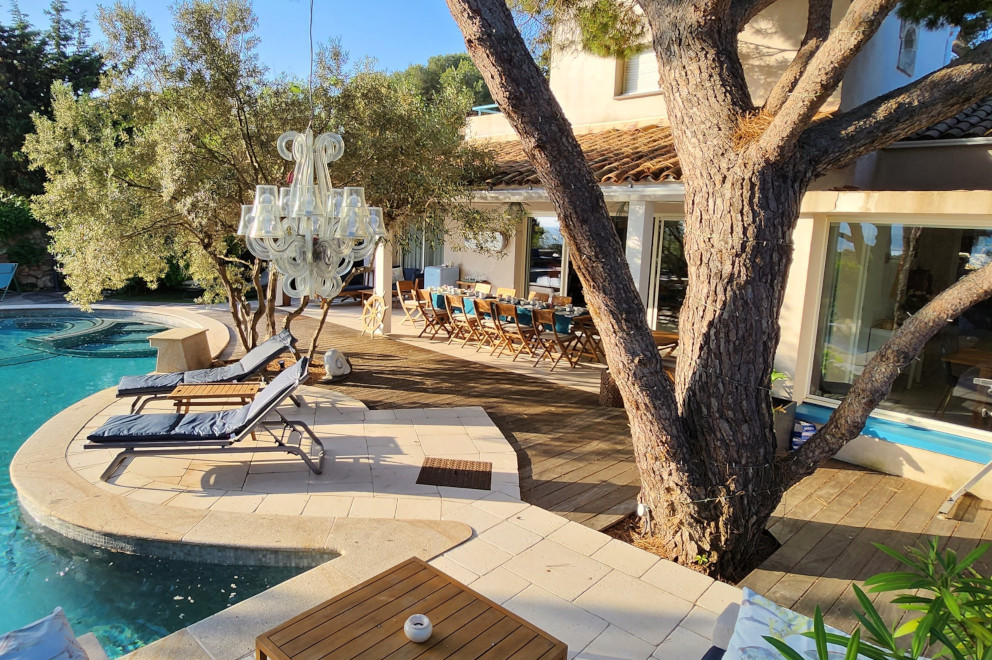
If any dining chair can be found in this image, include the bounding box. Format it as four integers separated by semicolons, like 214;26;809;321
471;298;502;354
474;282;492;295
445;294;482;347
568;315;604;364
416;289;450;340
531;308;577;371
493;302;537;361
396;280;423;327
527;291;550;303
495;287;516;298
551;295;572;306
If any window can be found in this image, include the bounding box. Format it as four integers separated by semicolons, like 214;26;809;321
527;217;564;296
897;19;918;76
621;47;660;96
648;218;687;331
811;223;992;433
401;223;444;273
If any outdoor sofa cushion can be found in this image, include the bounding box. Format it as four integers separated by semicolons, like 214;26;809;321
0;607;87;659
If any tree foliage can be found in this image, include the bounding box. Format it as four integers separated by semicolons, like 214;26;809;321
0;1;102;197
24;0;496;350
392;53;494;108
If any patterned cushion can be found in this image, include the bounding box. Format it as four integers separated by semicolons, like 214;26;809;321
724;588;846;659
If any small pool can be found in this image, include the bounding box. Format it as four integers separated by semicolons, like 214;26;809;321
0;314;301;657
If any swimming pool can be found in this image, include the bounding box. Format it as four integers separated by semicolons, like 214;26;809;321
0;314;301;657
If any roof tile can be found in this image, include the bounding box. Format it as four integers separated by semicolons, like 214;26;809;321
906;96;992;141
481;124;681;187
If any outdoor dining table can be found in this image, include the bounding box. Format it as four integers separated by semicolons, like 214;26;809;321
429;291;579;334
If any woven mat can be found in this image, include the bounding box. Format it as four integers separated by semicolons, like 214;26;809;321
416;457;493;491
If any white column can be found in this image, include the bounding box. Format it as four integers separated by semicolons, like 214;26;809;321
625;200;656;307
374;239;392;335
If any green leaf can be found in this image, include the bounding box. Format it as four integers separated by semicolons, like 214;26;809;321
763;635;808;660
814;607;829;660
940;586;962;620
843;628;861;660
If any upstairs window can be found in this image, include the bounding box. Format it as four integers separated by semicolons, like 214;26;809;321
898;19;918;76
622;47;660;95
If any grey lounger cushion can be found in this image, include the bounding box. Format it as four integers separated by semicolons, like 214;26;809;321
116;329;296;397
92;359;305;444
116;372;184;395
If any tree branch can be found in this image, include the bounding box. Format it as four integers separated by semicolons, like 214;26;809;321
778;262;992;489
764;0;833;115
799;39;992;173
732;0;780;30
757;0;898;161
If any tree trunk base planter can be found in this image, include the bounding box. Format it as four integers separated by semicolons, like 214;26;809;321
600;369;624;408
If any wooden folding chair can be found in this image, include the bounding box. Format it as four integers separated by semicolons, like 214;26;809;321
417;289;450;339
528;291;550;303
472;298;502;354
568;315;604;364
493;303;537;361
495;287;516;298
474;282;492;295
445;294;482;347
531;308;578;371
551;295;572;306
396;280;423;327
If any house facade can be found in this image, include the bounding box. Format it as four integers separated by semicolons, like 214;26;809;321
421;4;992;497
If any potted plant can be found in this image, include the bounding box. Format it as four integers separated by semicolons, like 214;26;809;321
772;370;797;453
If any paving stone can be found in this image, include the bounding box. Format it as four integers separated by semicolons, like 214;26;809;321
548;521;612;556
168;489;227;511
348;496;397;518
591;539;660;578
241;472;309;495
576;624;655;660
504;585;608;656
443;538;512;575
466;566;530;605
254;493;309;516
208;492;265;514
679;605;721;640
301;495;353;517
574;570;693;645
428;555;478;585
652;627;713;660
507;505;569;536
473;492;529;520
394;497;442;520
441;502;503;535
696;579;743;612
641;560;714;603
479;521;543;555
503;539;610;601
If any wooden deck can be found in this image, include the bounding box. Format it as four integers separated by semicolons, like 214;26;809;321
248;314;640;531
741;459;992;632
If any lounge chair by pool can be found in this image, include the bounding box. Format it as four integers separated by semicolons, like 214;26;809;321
87;357;323;481
117;329;297;412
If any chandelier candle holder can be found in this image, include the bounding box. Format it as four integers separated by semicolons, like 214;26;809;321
237;127;386;299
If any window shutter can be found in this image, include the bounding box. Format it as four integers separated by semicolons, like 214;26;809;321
622;48;660;95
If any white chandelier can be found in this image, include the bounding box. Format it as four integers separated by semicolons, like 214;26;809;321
236;127;386;299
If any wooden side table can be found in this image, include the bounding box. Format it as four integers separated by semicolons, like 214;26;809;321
167;382;260;413
256;557;566;660
148;327;211;372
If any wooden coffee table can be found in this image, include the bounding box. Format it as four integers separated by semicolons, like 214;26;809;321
167;382;260;413
256;557;567;659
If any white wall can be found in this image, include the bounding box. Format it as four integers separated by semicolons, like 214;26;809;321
841;14;956;111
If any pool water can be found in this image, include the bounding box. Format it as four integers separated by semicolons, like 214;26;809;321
0;317;302;657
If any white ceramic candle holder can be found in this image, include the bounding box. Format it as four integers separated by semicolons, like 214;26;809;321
404;614;432;643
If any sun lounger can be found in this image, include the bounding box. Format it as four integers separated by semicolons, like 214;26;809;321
0;263;18;303
86;357;323;481
117;329;297;412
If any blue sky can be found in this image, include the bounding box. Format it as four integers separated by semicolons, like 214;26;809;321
15;0;470;75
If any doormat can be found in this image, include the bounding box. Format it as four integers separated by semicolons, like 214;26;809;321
416;457;493;491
